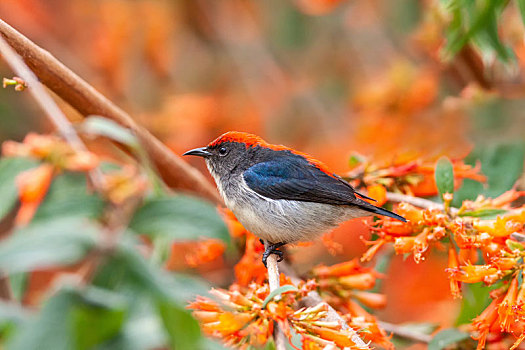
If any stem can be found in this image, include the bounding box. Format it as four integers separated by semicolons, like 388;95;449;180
264;241;286;350
387;192;458;214
377;321;432;344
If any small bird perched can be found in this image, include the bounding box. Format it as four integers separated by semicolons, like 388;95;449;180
184;132;406;266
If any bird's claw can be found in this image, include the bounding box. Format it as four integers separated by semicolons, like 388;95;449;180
262;242;285;268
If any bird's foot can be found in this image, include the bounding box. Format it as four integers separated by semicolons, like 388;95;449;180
262;242;285;268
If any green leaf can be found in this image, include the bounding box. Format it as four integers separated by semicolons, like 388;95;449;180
129;195;229;244
33;173;104;222
8;273;28;302
458;208;507;218
435;157;454;197
7;286;126;350
0;218;98;274
455;282;491;326
0;157;38;220
81;116;139;150
428;328;470;350
262;285;298;309
72;288;127;350
157;300;202;350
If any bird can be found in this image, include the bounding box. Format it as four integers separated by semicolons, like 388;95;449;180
184;131;406;267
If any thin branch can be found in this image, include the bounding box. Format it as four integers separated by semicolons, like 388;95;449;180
264;241;286;350
377;321;432;344
387;192;458;214
0;19;221;205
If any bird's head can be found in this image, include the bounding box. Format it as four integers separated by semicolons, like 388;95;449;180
183;132;267;181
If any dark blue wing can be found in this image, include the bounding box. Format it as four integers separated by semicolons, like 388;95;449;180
243;157;360;205
243;156;407;222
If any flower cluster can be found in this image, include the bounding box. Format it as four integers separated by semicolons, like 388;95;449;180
189;278;371;349
345;155;485;197
311;260;392;349
361;190;525;349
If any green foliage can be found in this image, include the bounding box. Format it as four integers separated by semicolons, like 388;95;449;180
434;156;454;198
129;195;230;244
0;218;98;274
0;157;37;220
453;142;525;206
455;282;492;326
428;328;472;350
262;285;298;309
441;0;514;63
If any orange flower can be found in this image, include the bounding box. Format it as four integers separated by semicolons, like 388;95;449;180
15;164;54;226
447;264;499;284
472;298;501;350
366;184;387;206
498;277;519;332
166;239;225;270
448;246;462;299
396;203;424;223
312;259;363;278
234;233;266;286
338;272;376;290
474;217;523;238
351;291;387;309
393;236;416;254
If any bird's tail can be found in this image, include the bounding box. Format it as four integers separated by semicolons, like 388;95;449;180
359;202;407;222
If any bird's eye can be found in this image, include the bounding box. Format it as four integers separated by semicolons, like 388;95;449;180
218;146;228;156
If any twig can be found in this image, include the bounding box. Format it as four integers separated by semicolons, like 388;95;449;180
264;241;286;350
387;192;458;214
280;262;370;349
377;321;432;344
0;19;221;205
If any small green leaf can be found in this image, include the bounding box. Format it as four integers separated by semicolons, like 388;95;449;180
129;195;229;244
0;157;38;220
428;328;470;350
81;116;139;150
262;285;298;309
435;157;454;197
0;218;98;274
507;239;525;251
458;208;507;218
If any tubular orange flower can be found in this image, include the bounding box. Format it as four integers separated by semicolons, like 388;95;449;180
338;272;376;290
447;264;499;283
393;236;416;254
472;298;502;350
498;277;519;332
351;291;387;309
15;164;54;226
448;246;462;299
312;259;363;278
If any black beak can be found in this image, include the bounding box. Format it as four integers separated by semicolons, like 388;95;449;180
183;147;211;157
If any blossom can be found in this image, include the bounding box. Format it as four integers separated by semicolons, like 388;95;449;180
189;281;370;349
15;164;54;226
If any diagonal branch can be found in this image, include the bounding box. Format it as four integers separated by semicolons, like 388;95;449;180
0;19;221;205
